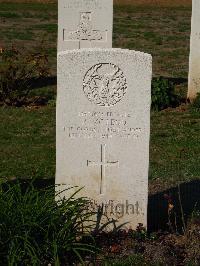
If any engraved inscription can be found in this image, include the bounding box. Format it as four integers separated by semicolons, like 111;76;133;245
83;63;127;107
87;144;119;194
195;32;200;39
66;111;143;139
64;0;102;9
88;200;143;219
68;12;103;41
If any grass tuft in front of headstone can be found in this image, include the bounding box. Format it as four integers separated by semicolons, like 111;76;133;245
0;182;97;265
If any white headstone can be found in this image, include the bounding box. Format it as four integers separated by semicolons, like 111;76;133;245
188;0;200;100
56;49;152;230
58;0;113;51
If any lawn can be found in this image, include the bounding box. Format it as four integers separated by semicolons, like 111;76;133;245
0;1;200;265
0;1;200;192
0;106;200;192
0;1;192;78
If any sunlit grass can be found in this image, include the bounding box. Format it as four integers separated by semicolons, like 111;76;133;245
0;106;199;188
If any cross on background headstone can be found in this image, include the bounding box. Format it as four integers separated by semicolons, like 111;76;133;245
63;12;108;49
87;144;119;195
58;0;113;51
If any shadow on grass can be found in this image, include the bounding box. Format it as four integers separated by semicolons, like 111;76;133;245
148;179;200;233
24;76;187;90
2;178;200;233
30;76;57;89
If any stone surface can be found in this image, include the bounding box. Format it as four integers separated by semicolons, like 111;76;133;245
56;49;152;229
188;0;200;100
58;0;113;51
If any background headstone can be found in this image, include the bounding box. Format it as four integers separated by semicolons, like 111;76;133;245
58;0;113;51
188;0;200;100
56;49;152;229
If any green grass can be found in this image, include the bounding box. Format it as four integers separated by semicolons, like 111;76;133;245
104;254;147;266
0;2;57;12
0;1;199;264
0;107;199;188
0;11;21;18
150;110;200;184
113;5;191;78
0;2;199;190
0;2;191;78
0;106;55;179
31;23;57;33
2;29;34;41
29;86;56;100
0;183;95;265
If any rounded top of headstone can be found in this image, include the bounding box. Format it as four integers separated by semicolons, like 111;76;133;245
58;48;152;61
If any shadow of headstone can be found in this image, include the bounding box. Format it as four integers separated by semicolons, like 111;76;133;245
2;178;200;233
148;179;200;233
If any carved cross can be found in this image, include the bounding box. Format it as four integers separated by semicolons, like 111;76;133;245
87;144;119;195
63;12;108;48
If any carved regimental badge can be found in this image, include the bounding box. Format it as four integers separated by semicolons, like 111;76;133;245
68;12;103;41
83;63;127;107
